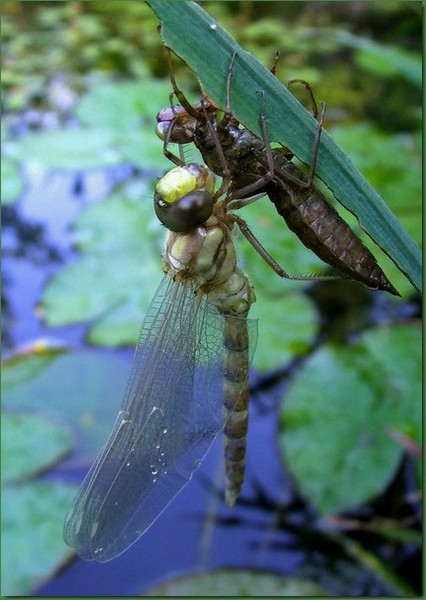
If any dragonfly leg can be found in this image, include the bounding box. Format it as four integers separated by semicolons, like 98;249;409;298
288;78;319;119
222;88;321;207
159;49;198;167
270;50;280;76
165;46;200;119
262;80;327;189
161;95;187;167
306;100;326;185
218;51;259;163
231;213;338;282
203;51;243;195
272;100;326;190
202;100;233;197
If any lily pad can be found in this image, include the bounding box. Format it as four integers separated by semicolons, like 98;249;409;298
1;345;67;393
1;481;78;596
6;128;121;169
4;78;173;171
1;411;72;484
280;323;421;515
75;79;172;131
1;157;24;204
87;289;154;346
144;570;327;596
252;290;318;371
114;125;169;169
75;79;172;169
2;348;131;464
41;182;163;346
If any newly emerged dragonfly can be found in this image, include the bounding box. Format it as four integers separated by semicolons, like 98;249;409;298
63;159;273;561
156;50;398;296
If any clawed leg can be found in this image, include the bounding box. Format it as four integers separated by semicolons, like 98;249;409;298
275;100;326;189
286;79;326;185
160;93;186;167
231;212;342;282
165;46;199;119
288;78;318;118
225;84;326;205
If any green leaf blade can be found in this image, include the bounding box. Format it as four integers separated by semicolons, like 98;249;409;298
147;1;421;292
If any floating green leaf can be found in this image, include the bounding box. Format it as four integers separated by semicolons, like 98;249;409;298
280;324;421;515
1;412;72;484
42;182;163;345
145;570;327;597
1;346;67;393
335;30;422;88
87;290;153;347
6;128;123;169
1;482;78;596
75;79;171;169
252;291;318;371
2;348;131;464
5;78;172;171
1;157;24;204
147;0;421;292
75;79;172;131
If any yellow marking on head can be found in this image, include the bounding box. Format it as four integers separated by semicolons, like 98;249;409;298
155;167;197;204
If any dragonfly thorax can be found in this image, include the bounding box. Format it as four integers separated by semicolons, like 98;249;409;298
164;216;235;284
164;216;255;316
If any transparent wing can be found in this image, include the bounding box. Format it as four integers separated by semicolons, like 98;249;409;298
64;275;256;561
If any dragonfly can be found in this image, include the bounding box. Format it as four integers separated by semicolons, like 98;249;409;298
63;159;271;561
156;49;398;296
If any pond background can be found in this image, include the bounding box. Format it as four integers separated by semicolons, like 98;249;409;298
1;1;422;596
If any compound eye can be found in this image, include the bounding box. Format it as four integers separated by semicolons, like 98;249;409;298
154;190;214;232
155;121;195;144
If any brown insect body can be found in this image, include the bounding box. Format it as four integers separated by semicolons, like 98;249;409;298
157;100;398;295
263;153;399;294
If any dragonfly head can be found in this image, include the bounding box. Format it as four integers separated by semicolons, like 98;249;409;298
154;163;215;232
156;105;197;144
156;100;217;145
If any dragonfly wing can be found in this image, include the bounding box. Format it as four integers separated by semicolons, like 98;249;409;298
64;275;256;561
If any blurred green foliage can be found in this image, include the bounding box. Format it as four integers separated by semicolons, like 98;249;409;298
1;2;421;595
2;1;161;107
145;570;327;596
281;324;421;515
1;348;80;595
2;481;78;595
1;346;132;594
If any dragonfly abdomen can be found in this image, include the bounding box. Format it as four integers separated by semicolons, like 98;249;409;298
268;180;398;294
222;315;251;506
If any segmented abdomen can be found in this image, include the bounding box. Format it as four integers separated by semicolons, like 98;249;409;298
266;167;398;295
207;265;254;507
